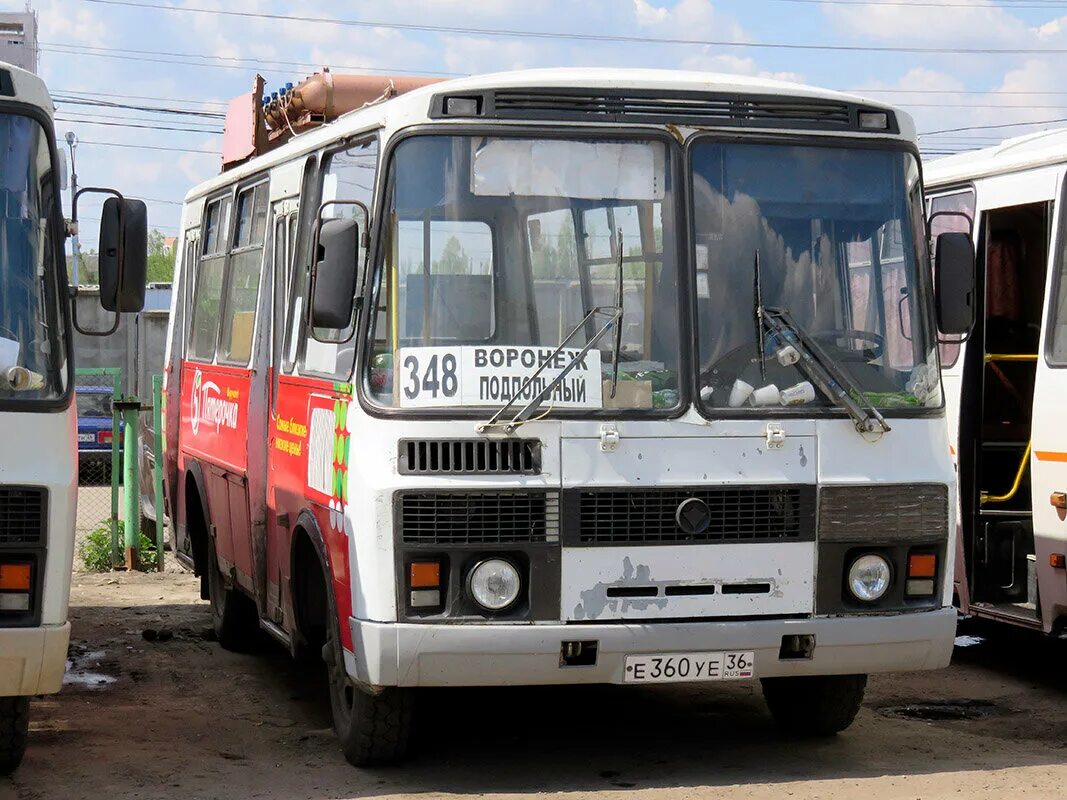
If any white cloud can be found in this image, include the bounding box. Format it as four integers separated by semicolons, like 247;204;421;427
633;0;670;26
822;0;1028;45
37;0;107;45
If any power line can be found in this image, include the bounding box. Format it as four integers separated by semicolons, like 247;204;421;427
130;196;183;206
920;117;1067;135
55;108;223;129
768;0;1067;8
55;88;230;109
42;40;462;78
52;94;227;119
56;117;223;134
76;0;1067;55
849;88;1067;96
58;138;220;155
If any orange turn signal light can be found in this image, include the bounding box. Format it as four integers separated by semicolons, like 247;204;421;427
907;553;937;579
1051;553;1066;570
409;561;441;589
0;562;31;591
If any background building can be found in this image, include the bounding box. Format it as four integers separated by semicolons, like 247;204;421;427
0;6;37;74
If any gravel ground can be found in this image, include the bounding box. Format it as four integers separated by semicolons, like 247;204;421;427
1;563;1064;800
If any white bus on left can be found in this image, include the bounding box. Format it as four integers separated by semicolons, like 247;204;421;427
0;61;146;774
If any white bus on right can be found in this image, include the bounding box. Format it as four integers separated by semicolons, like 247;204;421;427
925;131;1067;636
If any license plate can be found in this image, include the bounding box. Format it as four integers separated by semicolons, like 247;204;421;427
623;651;755;683
77;433;95;443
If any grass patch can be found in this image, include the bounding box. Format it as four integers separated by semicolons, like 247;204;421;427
81;520;160;572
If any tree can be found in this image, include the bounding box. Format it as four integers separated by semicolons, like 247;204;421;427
432;235;472;275
146;228;176;283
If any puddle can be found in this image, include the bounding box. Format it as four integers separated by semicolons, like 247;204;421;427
63;648;117;689
879;699;1002;722
954;635;985;648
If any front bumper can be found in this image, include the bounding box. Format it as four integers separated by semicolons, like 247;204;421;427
349;607;956;688
0;622;70;697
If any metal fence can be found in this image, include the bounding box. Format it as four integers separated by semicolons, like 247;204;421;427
74;368;121;558
71;285;171;570
74;371;167;570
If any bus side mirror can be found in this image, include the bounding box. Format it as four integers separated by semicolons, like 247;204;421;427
98;197;148;313
934;231;975;336
310;217;359;330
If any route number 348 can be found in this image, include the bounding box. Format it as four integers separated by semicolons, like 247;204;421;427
402;352;458;401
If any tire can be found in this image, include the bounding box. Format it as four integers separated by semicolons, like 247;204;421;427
323;616;413;766
0;697;30;775
761;674;867;736
206;541;258;651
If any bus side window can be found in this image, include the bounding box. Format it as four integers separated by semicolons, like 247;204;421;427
188;195;232;361
929;189;976;367
175;230;199;357
218;181;269;364
299;137;378;378
270;207;296;411
1048;212;1067;365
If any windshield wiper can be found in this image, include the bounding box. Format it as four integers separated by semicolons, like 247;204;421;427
753;249;767;382
477;228;625;434
761;307;891;435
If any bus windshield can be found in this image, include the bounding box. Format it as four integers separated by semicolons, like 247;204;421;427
366;134;682;413
692;141;939;412
0;112;67;402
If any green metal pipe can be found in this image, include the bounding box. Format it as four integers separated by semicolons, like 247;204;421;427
152;374;165;571
122;401;140;562
109;371;121;566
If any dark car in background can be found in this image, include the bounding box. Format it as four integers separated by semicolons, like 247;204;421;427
75;385;118;482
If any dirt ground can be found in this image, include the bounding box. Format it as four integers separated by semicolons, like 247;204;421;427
1;559;1064;800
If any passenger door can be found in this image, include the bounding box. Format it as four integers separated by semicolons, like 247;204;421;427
1030;171;1067;633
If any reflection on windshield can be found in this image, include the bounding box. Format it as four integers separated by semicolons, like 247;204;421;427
691;142;938;412
0;113;66;401
367;135;681;412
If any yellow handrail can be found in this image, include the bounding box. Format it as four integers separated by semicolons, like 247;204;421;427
985;353;1038;362
981;440;1032;504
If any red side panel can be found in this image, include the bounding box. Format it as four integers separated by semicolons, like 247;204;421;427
180;361;254;581
270;375;354;650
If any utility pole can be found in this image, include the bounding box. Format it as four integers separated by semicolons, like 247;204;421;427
64;131;80;285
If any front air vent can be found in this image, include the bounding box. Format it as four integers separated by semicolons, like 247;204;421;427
570;486;816;545
0;486;47;546
818;484;949;543
398;439;541;475
398;490;559;545
432;89;879;132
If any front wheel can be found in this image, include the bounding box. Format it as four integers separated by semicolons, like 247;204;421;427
0;696;30;775
760;674;867;736
323;619;413;766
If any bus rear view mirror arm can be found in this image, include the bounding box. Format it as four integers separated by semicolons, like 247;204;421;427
69;188;148;337
308;199;369;340
933;230;976;338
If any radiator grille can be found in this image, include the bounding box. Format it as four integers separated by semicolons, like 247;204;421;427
818;484;949;542
399;491;559;545
574;486;815;545
487;90;856;129
0;487;46;546
398;439;541;475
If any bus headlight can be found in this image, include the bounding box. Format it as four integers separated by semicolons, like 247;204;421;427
467;558;521;611
847;554;891;602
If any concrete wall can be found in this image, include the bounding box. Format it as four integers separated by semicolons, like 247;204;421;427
73;285;172;396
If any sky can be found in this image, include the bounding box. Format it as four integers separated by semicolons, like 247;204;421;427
17;0;1067;248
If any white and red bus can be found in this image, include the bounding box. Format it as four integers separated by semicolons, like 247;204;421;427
164;68;973;766
925;132;1067;635
0;61;145;773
